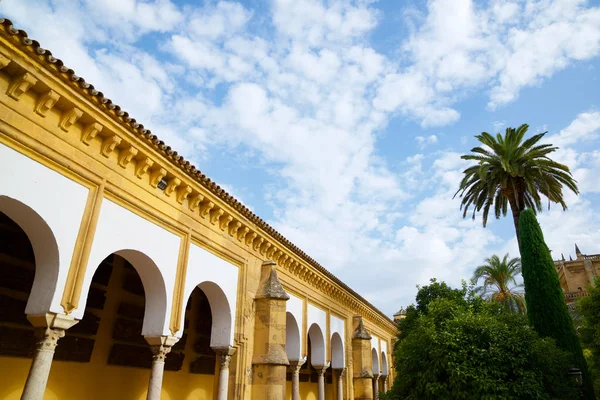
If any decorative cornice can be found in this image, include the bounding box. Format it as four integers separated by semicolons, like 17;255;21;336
0;19;396;332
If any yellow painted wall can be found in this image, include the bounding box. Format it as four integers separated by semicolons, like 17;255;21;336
0;357;214;400
282;381;334;400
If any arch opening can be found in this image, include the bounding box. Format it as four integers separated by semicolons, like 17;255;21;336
331;332;344;369
0;196;59;315
195;281;232;348
113;249;168;336
372;348;380;375
286;312;301;362
381;352;388;376
308;323;326;367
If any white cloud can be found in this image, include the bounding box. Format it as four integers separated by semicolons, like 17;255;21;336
415;134;438;148
376;0;600;124
85;0;183;41
1;0;599;317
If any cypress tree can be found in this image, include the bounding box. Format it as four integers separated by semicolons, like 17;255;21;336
519;209;595;399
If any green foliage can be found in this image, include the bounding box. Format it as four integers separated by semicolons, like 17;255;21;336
519;209;595;399
397;279;469;342
472;253;525;313
454;124;578;233
578;278;600;397
389;280;577;400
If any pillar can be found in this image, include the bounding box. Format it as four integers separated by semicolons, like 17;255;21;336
22;313;78;400
382;375;388;392
373;374;380;400
289;359;306;400
251;261;290;400
315;364;329;400
145;335;179;400
335;368;345;400
352;315;373;400
214;346;236;400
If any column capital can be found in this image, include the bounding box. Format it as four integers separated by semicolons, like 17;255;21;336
213;345;236;369
145;335;179;363
315;362;330;376
288;358;306;373
33;327;64;352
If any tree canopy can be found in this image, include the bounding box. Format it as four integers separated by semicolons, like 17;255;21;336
387;279;577;400
455;124;578;238
577;278;600;398
472;253;525;313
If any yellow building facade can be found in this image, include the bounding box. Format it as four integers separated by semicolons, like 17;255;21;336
555;245;599;305
0;19;397;400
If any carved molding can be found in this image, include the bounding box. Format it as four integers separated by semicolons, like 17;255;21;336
199;201;215;219
7;71;37;100
135;157;154;179
237;226;249;242
253;237;264;251
35;90;60;117
59;107;83;131
150;167;167;188
0;53;9;69
210;208;224;225
118;146;138;168
188;193;204;211
176;185;193;204
229;221;241;236
101;135;121;157
245;232;257;246
164;177;181;197
81;122;103;145
219;214;233;231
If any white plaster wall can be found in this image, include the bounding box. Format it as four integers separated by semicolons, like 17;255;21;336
0;143;88;315
330;315;345;340
181;243;238;347
80;199;180;337
307;303;327;337
286;293;304;361
371;334;380;352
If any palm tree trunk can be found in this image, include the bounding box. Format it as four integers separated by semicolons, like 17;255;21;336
510;203;521;242
507;178;526;247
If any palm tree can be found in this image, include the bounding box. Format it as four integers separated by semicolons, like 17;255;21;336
473;254;526;313
454;124;578;240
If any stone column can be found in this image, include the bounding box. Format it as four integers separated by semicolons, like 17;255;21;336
382;375;388;392
315;364;329;400
373;374;380;400
22;313;78;400
251;261;290;400
145;336;179;400
335;368;345;400
352;315;373;400
214;346;236;400
289;358;306;400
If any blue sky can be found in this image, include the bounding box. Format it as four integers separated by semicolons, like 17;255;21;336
2;0;600;315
